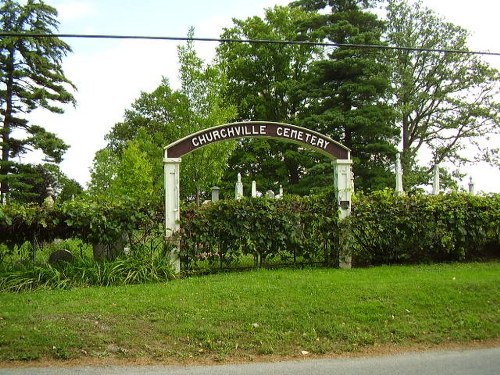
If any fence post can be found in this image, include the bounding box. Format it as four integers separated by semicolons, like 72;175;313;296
164;157;181;273
333;159;354;269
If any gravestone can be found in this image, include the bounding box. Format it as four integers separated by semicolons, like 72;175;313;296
235;173;244;200
48;249;75;266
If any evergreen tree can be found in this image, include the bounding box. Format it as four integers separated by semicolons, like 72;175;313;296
292;0;398;191
0;0;75;203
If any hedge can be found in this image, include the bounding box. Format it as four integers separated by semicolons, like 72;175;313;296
180;193;340;269
1;192;499;269
350;191;500;265
0;196;163;263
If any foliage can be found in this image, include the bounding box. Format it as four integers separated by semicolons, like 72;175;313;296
180;194;340;270
0;250;174;292
88;140;154;203
6;163;83;204
92;29;236;203
180;191;499;271
291;0;399;191
0;198;173;291
385;0;500;189
216;6;323;194
0;0;75;203
1;187;499;288
350;190;500;265
0;195;163;258
176;29;238;202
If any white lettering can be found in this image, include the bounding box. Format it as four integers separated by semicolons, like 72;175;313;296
192;138;199;147
198;134;207;145
260;125;266;135
323;140;330;149
297;131;304;141
310;135;317;146
277;127;283;136
283;127;290;138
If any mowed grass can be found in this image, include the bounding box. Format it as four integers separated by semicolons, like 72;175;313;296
0;262;499;363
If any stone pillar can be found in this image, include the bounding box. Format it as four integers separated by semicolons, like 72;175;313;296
251;180;257;198
395;153;404;194
235;173;244;200
164;157;181;273
468;177;475;195
432;163;440;195
333;159;353;269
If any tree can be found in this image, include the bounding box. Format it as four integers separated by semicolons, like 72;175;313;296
91;29;236;203
88;140;153;203
385;0;500;189
0;0;75;203
292;0;399;191
216;6;324;194
177;30;237;203
10;163;82;204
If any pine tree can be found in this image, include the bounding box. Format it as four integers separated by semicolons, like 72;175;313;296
0;0;75;203
293;0;399;191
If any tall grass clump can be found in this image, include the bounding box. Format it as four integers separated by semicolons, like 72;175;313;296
0;248;175;292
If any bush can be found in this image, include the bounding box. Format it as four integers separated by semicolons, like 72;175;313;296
180;193;340;270
1;190;499;289
350;191;500;265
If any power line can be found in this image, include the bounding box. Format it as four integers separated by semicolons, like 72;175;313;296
1;32;499;56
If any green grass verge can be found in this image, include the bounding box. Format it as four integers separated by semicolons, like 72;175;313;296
0;262;499;362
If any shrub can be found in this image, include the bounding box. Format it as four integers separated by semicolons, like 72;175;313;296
350;191;500;265
180;194;340;270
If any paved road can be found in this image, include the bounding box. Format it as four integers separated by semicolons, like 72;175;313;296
1;347;499;375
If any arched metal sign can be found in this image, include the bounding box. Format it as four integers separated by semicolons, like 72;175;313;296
164;121;353;272
165;121;350;160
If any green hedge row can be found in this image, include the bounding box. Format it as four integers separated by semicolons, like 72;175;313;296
180;191;500;268
180;193;340;269
0;197;162;260
1;192;499;269
351;191;500;265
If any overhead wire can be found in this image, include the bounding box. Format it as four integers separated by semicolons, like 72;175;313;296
0;32;499;56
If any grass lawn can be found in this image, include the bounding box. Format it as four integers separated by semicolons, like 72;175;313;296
0;262;499;364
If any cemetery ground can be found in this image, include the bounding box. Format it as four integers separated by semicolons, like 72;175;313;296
0;262;499;366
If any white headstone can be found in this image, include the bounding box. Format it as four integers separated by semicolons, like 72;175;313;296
211;186;220;202
395;153;404;194
235;173;244;200
468;177;475;195
432;164;440;195
251;180;257;198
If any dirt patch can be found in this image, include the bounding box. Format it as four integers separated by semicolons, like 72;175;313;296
2;339;499;369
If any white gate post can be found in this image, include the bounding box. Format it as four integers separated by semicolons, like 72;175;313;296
333;159;353;269
164;157;181;273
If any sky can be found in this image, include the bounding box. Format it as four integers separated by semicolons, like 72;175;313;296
25;0;500;193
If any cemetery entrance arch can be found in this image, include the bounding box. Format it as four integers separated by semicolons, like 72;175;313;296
164;121;353;272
